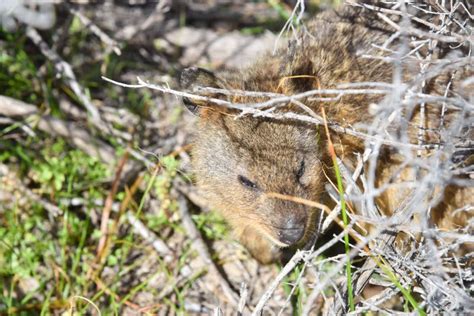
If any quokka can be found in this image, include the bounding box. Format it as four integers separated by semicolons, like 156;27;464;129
180;3;473;263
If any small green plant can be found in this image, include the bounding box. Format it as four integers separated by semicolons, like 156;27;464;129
267;0;292;21
153;155;179;219
241;26;266;36
192;212;228;241
30;139;110;197
281;265;307;315
372;256;425;315
0;31;42;104
0;139;111;314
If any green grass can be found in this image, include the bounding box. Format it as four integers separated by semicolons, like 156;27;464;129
0;25;232;315
321;108;355;312
0;140;108;315
331;156;355;311
267;0;292;21
281;264;307;315
0;31;44;104
373;256;425;315
322;110;423;313
0;141;230;314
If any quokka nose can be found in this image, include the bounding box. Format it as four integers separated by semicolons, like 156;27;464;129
278;219;306;246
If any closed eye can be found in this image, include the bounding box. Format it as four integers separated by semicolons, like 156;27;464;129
238;175;258;190
296;160;305;183
182;97;199;114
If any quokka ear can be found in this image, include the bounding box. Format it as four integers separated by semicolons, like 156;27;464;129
179;67;229;115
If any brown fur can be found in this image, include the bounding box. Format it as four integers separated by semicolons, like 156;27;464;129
180;6;473;263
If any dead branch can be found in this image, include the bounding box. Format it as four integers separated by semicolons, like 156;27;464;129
26;27;102;124
69;8;121;55
177;196;240;308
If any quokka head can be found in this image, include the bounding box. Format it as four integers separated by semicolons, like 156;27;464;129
180;67;329;263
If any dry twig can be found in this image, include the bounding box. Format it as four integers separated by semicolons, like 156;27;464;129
177;196;240;308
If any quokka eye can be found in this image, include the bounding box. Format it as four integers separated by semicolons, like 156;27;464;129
296;160;305;181
238;175;258;190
